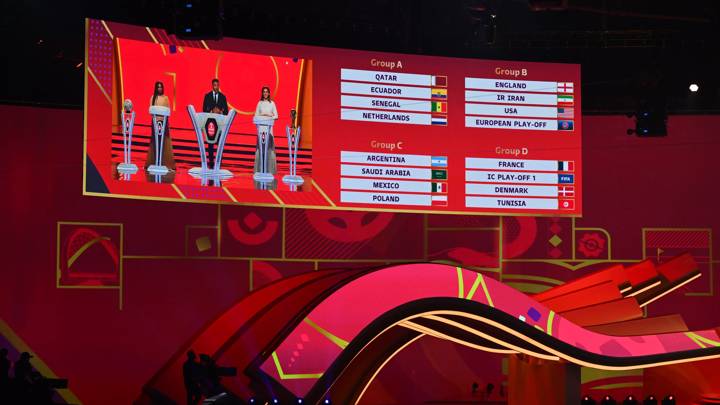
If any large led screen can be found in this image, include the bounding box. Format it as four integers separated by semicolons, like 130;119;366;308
84;19;582;216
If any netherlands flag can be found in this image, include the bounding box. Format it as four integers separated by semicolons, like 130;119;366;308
431;115;447;126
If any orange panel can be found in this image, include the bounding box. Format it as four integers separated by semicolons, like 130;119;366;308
535;264;626;303
586;314;688;336
657;252;697;282
625;259;658;286
560;298;643;327
542;280;623;313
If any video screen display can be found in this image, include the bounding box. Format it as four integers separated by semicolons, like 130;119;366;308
84;19;582;216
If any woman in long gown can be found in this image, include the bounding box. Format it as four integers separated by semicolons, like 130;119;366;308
145;81;176;170
253;86;278;174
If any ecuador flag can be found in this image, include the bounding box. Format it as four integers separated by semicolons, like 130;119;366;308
431;88;448;99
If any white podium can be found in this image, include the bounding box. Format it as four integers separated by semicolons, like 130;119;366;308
253;116;275;183
147;106;171;175
186;105;237;178
118;105;138;174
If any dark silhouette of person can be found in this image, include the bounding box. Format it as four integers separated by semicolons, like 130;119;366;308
13;352;33;398
198;354;222;397
0;348;10;402
485;382;495;400
28;371;54;404
183;351;202;405
471;381;479;396
0;348;9;382
14;352;32;383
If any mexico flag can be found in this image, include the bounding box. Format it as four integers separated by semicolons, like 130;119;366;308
431;182;447;193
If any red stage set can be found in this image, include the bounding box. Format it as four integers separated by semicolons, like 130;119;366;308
2;18;720;405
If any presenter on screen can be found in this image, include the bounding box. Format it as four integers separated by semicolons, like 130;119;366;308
203;78;228;115
253;86;279;174
145;81;176;170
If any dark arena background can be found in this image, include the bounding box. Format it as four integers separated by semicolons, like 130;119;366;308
2;1;720;405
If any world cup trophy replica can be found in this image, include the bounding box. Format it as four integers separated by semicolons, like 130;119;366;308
282;109;304;185
118;99;138;174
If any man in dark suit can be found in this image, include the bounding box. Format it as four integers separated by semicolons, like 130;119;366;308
203;78;228;115
202;79;228;169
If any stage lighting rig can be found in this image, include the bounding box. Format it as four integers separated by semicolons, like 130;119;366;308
171;0;223;40
627;109;667;137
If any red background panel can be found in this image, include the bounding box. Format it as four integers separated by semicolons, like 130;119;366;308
2;102;720;403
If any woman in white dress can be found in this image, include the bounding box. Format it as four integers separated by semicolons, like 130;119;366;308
253;86;279;174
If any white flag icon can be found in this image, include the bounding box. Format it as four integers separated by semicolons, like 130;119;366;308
557;82;574;93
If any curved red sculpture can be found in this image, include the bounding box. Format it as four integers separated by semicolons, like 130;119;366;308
138;254;720;404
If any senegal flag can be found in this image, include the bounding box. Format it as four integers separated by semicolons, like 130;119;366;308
431;101;446;113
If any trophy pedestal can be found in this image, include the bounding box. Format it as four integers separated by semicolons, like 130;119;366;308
147;164;169;175
189;167;211;177
282;175;304;185
189;167;233;178
117;163;138;174
215;168;233;178
253;172;275;182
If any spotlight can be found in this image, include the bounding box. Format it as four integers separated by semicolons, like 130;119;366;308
689;84;699;92
324;399;331;404
624;395;639;405
661;395;675;405
643;395;658;405
249;399;256;404
272;399;279;404
297;399;304;404
601;395;617;405
582;395;597;404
